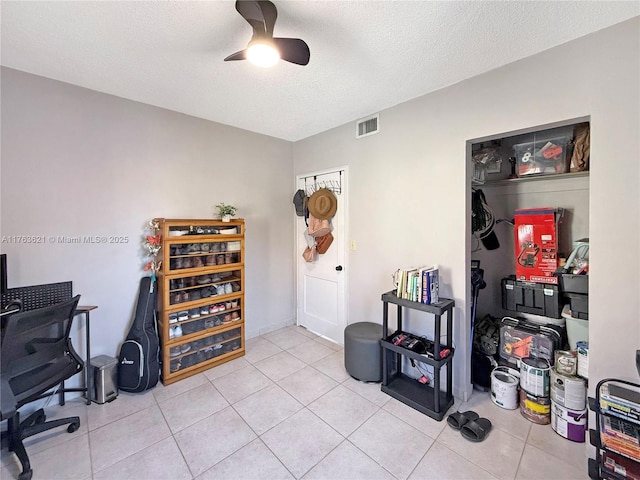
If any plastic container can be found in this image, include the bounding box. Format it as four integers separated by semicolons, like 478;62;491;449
562;305;589;350
514;136;570;177
558;274;588;295
565;293;588;319
502;276;562;318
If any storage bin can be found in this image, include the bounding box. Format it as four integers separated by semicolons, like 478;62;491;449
514;136;570;177
502;275;562;319
558;273;588;295
562;305;588;349
565;293;588;319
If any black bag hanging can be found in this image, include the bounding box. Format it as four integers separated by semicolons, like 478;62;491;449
118;276;160;392
472;188;500;250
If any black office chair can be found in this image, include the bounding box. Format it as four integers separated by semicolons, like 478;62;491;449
1;295;83;480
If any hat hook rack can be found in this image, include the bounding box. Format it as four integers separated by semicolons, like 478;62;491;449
303;173;342;196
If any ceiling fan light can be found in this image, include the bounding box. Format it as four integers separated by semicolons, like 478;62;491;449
246;42;280;67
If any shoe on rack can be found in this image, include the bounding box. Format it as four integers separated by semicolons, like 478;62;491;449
197;275;212;285
210;242;220;253
170;293;181;305
189;308;200;318
192;256;204;268
217;303;226;312
225;301;232;310
170;359;181;372
216;284;226;296
225;253;233;264
219;242;227;252
180;344;191;354
175;258;185;269
205;255;216;266
187;244;201;254
231;282;241;292
170;325;182;338
182;257;193;269
191;289;202;301
201;287;213;298
231;311;240;321
231;299;238;308
178;310;189;321
223;314;232;323
169;313;178;324
200;306;210;315
180;291;190;303
181;353;196;368
170;346;182;357
204;318;216;329
224;283;233;294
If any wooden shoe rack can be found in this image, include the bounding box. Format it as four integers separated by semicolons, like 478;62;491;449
155;218;245;385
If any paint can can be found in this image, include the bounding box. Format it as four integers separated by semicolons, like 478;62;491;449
491;366;520;410
550;368;586;411
577;341;589;379
551;399;587;442
554;350;577;376
520;389;551;424
520;357;550;397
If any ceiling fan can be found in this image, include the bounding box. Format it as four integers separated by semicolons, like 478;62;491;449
224;0;310;67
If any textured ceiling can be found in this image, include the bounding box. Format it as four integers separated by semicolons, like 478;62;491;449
1;1;638;141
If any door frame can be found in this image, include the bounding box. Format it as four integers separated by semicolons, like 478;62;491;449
295;165;349;342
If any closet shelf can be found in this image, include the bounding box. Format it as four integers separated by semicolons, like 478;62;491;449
480;171;589;187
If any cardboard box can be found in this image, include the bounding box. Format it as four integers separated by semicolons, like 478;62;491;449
514;208;562;284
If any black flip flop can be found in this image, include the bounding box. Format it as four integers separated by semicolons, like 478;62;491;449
460;417;492;442
446;410;479;430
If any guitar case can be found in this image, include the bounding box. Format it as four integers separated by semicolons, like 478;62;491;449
118;276;160;392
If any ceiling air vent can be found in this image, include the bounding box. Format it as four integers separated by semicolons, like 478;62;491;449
356;114;379;139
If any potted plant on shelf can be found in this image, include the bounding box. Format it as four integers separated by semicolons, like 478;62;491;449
215;203;238;222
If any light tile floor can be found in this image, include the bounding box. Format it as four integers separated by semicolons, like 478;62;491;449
1;326;588;480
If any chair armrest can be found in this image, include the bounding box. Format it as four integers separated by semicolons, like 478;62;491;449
0;374;17;419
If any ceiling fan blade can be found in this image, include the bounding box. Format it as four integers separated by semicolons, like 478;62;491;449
235;1;271;36
224;50;247;61
257;1;277;37
274;37;310;65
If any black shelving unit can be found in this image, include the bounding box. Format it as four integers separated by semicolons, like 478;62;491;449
380;290;455;421
588;378;640;479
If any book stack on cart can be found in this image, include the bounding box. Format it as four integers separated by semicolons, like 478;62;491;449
395;265;439;304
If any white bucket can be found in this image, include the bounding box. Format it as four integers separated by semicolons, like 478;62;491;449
491;367;520;410
550;368;586;411
520;358;551;397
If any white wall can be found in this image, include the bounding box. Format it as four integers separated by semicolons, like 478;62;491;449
0;68;296;365
292;18;640;400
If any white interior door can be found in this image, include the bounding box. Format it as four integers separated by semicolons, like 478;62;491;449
296;167;347;345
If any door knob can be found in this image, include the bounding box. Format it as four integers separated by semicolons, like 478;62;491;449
335;265;343;271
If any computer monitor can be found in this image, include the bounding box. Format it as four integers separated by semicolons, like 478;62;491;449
0;254;7;295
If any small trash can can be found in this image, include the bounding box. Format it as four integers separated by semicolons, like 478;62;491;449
89;355;119;404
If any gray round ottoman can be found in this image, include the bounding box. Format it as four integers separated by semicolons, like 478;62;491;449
344;322;386;382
